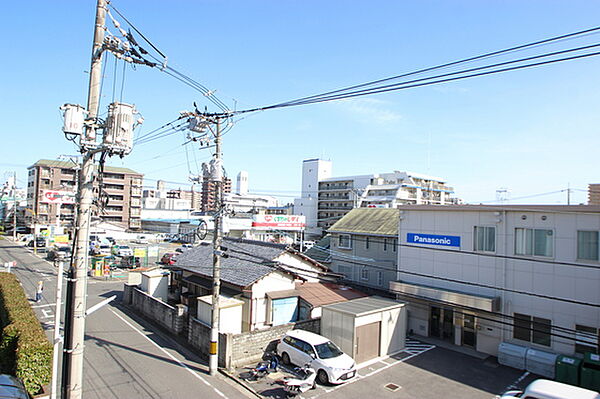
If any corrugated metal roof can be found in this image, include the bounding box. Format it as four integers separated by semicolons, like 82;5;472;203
396;204;600;214
175;238;287;288
303;235;331;263
328;208;399;236
30;159;141;175
322;296;404;316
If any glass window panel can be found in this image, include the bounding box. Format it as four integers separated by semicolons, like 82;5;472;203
578;231;599;261
532;317;551;346
534;229;553;257
513;313;531;341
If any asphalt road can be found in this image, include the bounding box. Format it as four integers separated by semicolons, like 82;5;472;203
0;238;251;399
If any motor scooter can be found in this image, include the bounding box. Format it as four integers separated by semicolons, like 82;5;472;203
283;363;317;397
247;353;279;381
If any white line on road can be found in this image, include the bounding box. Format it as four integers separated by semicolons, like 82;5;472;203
109;309;227;399
41;308;53;319
32;303;57;308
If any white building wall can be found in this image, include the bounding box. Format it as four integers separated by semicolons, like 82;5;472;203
294;159;332;235
397;207;600;356
248;271;296;330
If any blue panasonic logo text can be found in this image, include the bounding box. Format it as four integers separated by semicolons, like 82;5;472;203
407;233;461;247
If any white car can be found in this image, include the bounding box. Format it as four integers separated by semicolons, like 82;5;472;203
277;330;356;385
116;245;133;257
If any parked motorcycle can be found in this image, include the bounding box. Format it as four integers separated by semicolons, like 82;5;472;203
247;353;279;381
283;364;317;397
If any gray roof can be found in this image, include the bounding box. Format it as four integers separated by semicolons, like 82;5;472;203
303;235;331;263
322;296;404;316
174;238;288;288
31;159;141;175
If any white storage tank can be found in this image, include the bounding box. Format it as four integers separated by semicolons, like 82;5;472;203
321;296;407;364
140;269;169;302
498;342;528;370
197;295;244;334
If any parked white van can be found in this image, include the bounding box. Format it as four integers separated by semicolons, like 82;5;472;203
501;379;600;399
277;330;356;385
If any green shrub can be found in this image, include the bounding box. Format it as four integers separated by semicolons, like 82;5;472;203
0;272;52;395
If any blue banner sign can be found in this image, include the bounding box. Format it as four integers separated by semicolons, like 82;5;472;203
407;233;461;247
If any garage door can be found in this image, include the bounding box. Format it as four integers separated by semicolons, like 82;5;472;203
355;321;380;363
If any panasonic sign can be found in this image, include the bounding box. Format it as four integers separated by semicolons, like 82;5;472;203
407;233;461;247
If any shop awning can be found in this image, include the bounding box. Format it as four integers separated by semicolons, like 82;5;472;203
389;281;500;312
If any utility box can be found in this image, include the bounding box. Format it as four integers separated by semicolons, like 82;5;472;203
581;352;600;392
321;297;406;364
197;295;243;334
498;342;528;370
140;269;169;302
60;103;87;136
104;102;136;155
526;348;558;379
556;355;581;386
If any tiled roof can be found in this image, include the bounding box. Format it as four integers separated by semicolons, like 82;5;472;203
328;208;399;236
31;159;141;175
174;238;288;288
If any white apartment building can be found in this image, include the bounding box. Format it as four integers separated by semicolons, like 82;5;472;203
390;205;600;358
224;171;279;213
318;170;455;230
293;159;332;237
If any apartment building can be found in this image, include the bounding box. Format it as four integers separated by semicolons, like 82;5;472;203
27;159;143;230
390;204;600;358
317;170;455;230
589;184;600;205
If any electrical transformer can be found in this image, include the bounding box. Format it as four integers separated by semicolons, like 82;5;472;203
104;102;137;155
60;104;87;136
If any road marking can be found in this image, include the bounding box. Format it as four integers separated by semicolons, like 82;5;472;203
494;371;530;398
41;308;53;319
110;309;227;398
32;303;57;308
313;340;436;398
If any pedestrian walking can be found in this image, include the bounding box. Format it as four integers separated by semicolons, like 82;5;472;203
35;280;44;303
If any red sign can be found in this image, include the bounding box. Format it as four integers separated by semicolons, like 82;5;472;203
252;215;306;229
41;190;76;204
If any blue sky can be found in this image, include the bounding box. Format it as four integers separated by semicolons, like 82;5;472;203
2;1;600;205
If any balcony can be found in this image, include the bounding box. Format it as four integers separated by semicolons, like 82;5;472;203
130;188;142;197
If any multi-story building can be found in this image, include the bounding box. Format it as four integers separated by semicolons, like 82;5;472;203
317;170;455;230
589;184;600;205
328;208;399;291
390;204;600;358
293;159;332;237
201;177;231;213
27;159;143;230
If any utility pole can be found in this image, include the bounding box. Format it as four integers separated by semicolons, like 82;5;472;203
12;171;17;241
62;1;106;397
209;118;222;376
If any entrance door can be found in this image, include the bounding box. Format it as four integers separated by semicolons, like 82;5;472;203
430;306;441;338
429;306;454;343
462;314;476;348
355;322;381;363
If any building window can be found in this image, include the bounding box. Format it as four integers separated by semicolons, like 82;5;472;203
360;267;369;281
365;236;369;249
575;325;599;354
377;271;383;286
515;228;553;257
577;231;599;261
474;226;495;252
513;313;551;347
338;234;351;249
513;313;531;341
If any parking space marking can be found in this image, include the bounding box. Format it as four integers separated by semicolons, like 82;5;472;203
41;308;54;319
311;339;436;398
493;371;529;398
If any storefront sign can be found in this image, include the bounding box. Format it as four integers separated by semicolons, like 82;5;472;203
252;215;306;230
41;190;76;204
407;233;461;247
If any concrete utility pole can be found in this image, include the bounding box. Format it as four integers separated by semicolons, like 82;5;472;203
209;118;222;376
13;171;17;241
62;0;106;397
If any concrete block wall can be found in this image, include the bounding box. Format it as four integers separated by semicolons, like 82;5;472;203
228;318;320;369
124;284;185;335
188;317;230;368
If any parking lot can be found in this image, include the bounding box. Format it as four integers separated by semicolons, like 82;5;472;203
235;338;540;399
